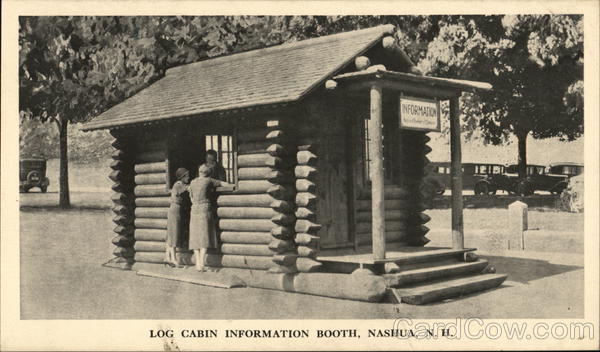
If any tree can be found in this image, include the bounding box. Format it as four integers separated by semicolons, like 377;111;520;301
20;17;101;207
421;15;583;179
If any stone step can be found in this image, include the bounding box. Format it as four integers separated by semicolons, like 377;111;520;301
388;273;508;305
383;259;489;287
136;265;245;289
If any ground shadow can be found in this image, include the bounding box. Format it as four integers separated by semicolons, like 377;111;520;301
480;255;582;284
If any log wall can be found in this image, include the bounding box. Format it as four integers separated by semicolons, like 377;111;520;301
131;139;174;264
108;130;136;270
220;117;299;273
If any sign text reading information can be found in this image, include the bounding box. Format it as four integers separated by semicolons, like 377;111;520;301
399;96;441;132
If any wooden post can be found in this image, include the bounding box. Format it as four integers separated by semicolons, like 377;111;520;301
370;84;386;260
449;96;464;249
508;200;528;250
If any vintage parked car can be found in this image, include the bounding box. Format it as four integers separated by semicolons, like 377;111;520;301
475;162;583;196
525;162;584;195
19;158;50;193
429;162;505;195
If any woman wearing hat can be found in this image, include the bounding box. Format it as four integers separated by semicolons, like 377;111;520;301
189;163;234;271
165;167;190;267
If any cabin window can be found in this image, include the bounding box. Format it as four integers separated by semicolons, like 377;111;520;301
205;134;237;184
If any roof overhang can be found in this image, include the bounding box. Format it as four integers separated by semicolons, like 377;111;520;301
332;69;492;100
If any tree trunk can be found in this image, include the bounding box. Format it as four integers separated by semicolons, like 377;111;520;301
516;131;528;179
57;118;70;208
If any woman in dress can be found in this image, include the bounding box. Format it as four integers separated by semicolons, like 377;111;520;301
165;167;190;267
189;164;234;271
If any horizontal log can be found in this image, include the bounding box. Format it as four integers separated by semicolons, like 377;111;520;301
238;154;282;168
268;239;296;252
295;207;316;221
295;192;317;207
219;219;275;232
238;142;286;156
135;207;169;219
294;165;318;179
356;199;425;212
111;192;133;206
134;240;166;252
406;225;430;237
295;220;322;234
356;221;406;235
134;162;166;174
134;173;167;185
356;210;409;222
220;243;273;256
135;149;166;163
217;207;276;219
111;182;133;193
237;128;284;142
295;258;323;273
217;194;293;212
270;226;294;239
294;233;320;247
134;229;166;242
297;246;317;258
113;215;133;226
111;139;123;149
112;205;133;216
386;231;409;242
206;254;274;270
270;213;296;226
358;187;412;200
135;197;170;207
407;213;432;225
113;246;134;258
114;225;134;236
216;207;296;225
111;149;126;160
295;179;316;193
269;264;298;274
236;180;275;194
110;160;124;170
404;235;431;247
272;252;297;266
239;167;273;180
296;150;318;166
109;170;129;182
112;235;134;247
266;185;295;200
297;144;317;152
219;231;273;244
135;218;167;230
134;185;169;197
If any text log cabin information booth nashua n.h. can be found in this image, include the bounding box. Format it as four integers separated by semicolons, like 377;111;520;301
84;24;507;304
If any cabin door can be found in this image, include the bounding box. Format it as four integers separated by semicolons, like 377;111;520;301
348;101;401;247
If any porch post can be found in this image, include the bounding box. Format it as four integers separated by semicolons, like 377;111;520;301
449;96;464;249
370;84;386;259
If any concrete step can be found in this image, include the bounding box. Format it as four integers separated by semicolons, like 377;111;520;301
388;273;508;305
383;259;489;287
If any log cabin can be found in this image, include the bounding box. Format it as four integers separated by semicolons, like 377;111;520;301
84;24;507;304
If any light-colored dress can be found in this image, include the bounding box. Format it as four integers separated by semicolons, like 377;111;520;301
189;176;223;250
166;181;189;247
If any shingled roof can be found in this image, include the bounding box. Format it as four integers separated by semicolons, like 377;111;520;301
83;24;396;131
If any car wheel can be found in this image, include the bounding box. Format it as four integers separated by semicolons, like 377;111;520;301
517;181;533;196
552;183;567;195
474;182;489;196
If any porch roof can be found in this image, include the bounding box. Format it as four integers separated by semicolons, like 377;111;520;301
83;24;397;131
332;69;492;94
